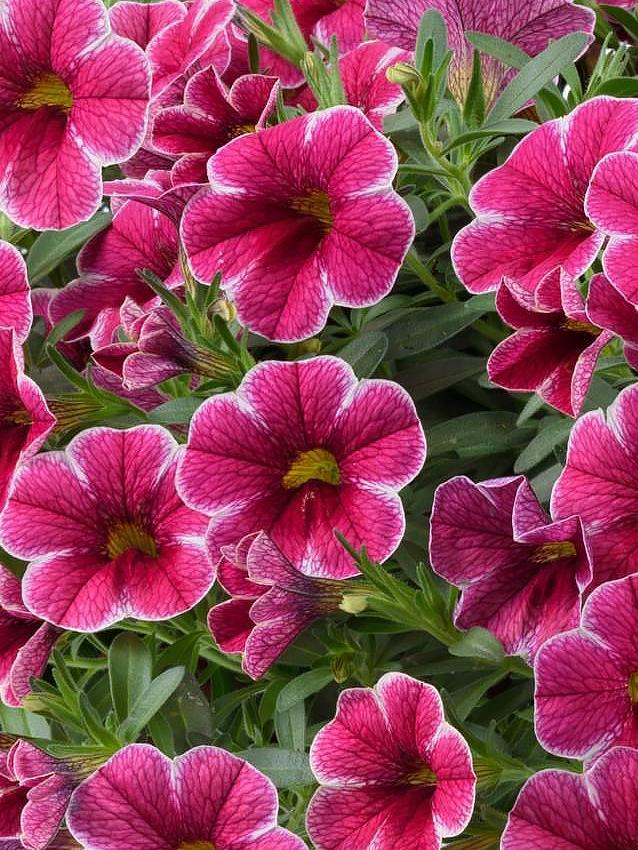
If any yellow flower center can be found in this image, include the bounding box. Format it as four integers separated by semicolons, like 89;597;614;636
289;190;332;232
106;521;158;560
532;541;577;564
230;123;257;138
404;763;438;787
19;72;73;112
628;672;638;704
282;448;340;490
561;318;601;337
178;843;215;850
5;407;31;426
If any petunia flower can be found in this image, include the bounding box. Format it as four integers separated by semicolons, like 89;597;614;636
103;169;200;224
365;0;594;107
210;531;368;679
0;243;32;344
430;475;592;662
177;356;426;578
0;329;55;511
552;382;638;586
0;425;214;632
293;41;409;132
181;105;414;342
152;68;280;184
306;672;476;850
110;0;186;53
452;97;638;295
0;0;150;231
488;274;612;417
535;573;638;761
502;747;638;849
585;273;638;370
66;743;308;850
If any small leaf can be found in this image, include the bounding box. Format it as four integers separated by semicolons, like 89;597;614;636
108;633;153;724
450;628;505;664
338;332;388;377
465;31;529;70
276;669;334;713
118;666;185;742
236;748;315;787
592;77;638;98
27;211;111;284
415;9;448;71
148;396;204;424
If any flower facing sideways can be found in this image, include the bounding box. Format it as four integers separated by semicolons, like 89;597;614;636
306;673;476;850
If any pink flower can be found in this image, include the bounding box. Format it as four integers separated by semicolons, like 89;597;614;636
452;97;638;295
50;199;181;350
152;68;279;184
552;382;638;586
294;41;409;132
0;567;59;708
586;273;638;370
177;356;426;578
365;0;594;106
104;169;200;224
0;0;150;230
182;106;414;342
210;531;363;679
0;329;55;511
430;475;592;662
0;425;214;632
535;573;638;761
502;747;638;849
488;274;612;417
110;0;185;52
306;673;475;850
66;744;307;850
0;244;31;344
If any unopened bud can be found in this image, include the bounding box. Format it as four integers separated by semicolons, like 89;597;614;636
339;591;368;615
386;62;421;87
209;297;236;323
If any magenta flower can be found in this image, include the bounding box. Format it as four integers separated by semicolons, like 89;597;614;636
586;273;638;370
0;243;31;344
67;744;307;850
0;328;55;511
488;274;612;417
0;567;59;708
535;573;638;761
430;475;592;662
0;425;214;632
210;531;362;679
110;0;185;52
295;41;409;132
152;68;279;184
502;747;638;849
104;169;200;224
307;673;475;850
182;106;414;342
177;356;426;578
552;382;638;586
50;199;180;350
365;0;594;106
452;97;638;295
0;0;150;231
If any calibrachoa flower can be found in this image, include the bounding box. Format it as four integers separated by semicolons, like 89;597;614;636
0;425;214;632
430;475;592;661
66;744;308;850
552;382;638;586
104;169;200;224
502;747;638;849
452;96;638;295
182;106;414;342
488;274;612;417
0;0;150;230
306;673;476;850
110;0;186;52
177;356;426;578
0;329;55;511
152;68;279;184
0;244;31;345
535;573;638;761
0;567;59;708
365;0;594;107
210;531;367;679
586;273;638;370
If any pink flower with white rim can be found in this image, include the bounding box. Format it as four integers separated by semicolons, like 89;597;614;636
552;382;638;587
452;97;638;295
210;531;366;679
306;672;475;850
364;0;594;107
586;273;638;370
0;567;59;708
0;0;150;231
502;747;638;850
488;273;612;417
110;0;186;52
66;743;308;850
104;170;200;224
177;356;426;579
0;243;31;344
181;105;414;343
535;573;638;762
0;425;214;632
430;475;592;662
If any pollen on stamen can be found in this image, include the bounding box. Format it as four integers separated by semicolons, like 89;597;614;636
289;190;333;232
532;541;578;564
561;318;601;336
18;72;73;112
178;843;216;850
628;672;638;704
106;521;158;560
282;447;340;490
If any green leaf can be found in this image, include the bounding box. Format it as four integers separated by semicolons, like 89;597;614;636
45;309;85;349
601;5;638;42
118;666;185;742
592;77;638;98
465;31;529;70
276;669;334;713
237;748;315;787
0;704;50;737
148;396;204;424
428;412;537;458
338;332;388;377
275;700;305;752
397;355;485;400
488;33;589;123
108;633;153;724
514;418;572;474
27;211;111;284
450;628;505;664
415;9;448;71
443;119;537;152
450;669;510;721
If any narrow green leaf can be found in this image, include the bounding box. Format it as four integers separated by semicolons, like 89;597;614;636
601;5;638;42
276;669;334;713
415;9;448;71
108;633;153;724
338;332;388;377
27;212;111;284
148;396;204;424
465;31;529;70
118;667;185;742
236;748;315;787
